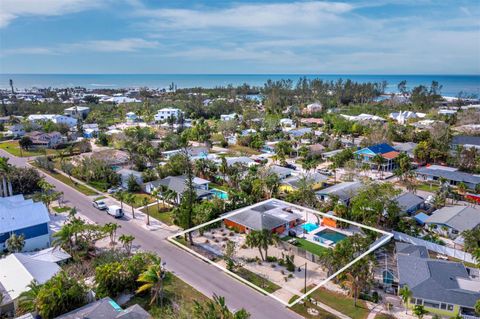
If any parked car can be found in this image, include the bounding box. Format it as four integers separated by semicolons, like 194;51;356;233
283;163;297;170
107;205;124;218
93;200;107;210
318;169;332;176
107;187;121;194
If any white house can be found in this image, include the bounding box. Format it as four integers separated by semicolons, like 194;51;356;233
305;102;323;114
279;118;295;130
27;114;77;127
389;111;426;124
125;112;138;122
154;108;183;122
64;106;90;120
0;195;51;252
220;113;241;121
5;124;25;138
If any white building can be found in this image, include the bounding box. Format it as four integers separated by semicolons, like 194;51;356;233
220;113;241;121
125;112;138;122
389;111;426;124
305;102;323;113
64;106;90;120
0;195;51;252
27;114;77;127
5;124;25;138
154;108;183;122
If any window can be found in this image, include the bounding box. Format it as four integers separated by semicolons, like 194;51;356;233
410;298;416;304
452;229;459;235
424;301;440;309
416;299;423;305
441;303;447;310
447;305;454;311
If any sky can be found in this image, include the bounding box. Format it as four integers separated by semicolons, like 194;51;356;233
0;0;479;74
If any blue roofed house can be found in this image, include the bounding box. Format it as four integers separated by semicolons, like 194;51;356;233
354;143;400;172
395;242;480;317
0;195;51;252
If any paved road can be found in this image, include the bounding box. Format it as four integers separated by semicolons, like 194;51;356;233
3;150;302;319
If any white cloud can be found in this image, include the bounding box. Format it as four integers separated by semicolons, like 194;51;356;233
0;0;107;28
2;38;159;56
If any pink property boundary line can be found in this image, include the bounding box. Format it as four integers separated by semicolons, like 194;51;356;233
167;198;393;307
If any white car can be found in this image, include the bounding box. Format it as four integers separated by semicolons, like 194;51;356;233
107;205;124;218
107;187;121;194
93;200;107;210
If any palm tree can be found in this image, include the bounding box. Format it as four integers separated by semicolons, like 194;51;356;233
117;191;126;211
245;231;264;260
136;261;166;306
245;230;279;261
399;285;412;314
458;182;467;195
6;233;25;252
142;197;150;225
103;222;121;246
125;193;136;219
151;188;161;212
413;305;428;319
372;154;386;178
194;294;250;319
0;157;13;197
17;280;42;314
119;234;135;255
52;224;74;253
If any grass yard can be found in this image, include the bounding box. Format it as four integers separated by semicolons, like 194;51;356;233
141;203;174;225
282;236;328;256
289;299;338;319
299;288;369;319
125;273;208;317
117;192;157;208
52;206;71;213
234;266;281;294
374;314;395;319
33;164;99;196
0;141;56;157
227;144;261;155
416;183;440;192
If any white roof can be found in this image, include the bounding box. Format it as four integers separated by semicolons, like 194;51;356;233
0;195;50;234
25;247;71;263
0;253;60;301
64;106;90;111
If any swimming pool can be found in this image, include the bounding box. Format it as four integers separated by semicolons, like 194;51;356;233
301;222;319;233
211;188;229;200
315;229;347;243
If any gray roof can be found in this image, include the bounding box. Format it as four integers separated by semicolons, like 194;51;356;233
282;173;328;189
416;167;480;185
394;192;424;212
425;206;480;232
397;246;480;308
55;297;151;319
268;165;295;179
395;242;429;258
452;135;480;147
227;202;302;231
394;142;418;154
316;181;363;201
148;176;211;198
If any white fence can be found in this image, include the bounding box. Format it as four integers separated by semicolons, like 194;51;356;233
392;230;476;264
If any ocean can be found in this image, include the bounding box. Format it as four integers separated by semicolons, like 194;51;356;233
1;74;479;97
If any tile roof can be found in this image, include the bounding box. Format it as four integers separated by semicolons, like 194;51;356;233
382;151;400;159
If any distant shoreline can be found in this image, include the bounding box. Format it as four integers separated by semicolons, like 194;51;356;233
1;74;479;96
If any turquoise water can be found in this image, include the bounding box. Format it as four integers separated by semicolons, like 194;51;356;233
211;188;228;200
1;74;478;96
315;229;347;243
302;222;319;233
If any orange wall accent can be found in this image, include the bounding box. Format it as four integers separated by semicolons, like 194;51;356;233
224;219;247;233
322;217;337;228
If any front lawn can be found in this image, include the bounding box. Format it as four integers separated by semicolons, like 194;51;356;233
0;141;56;157
282;236;328;256
234;266;281;294
117;192;157;208
33;164;99;196
416;183;440;192
227;144;261;155
141;203;174;225
303;288;369;319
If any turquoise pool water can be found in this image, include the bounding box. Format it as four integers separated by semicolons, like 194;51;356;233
315;229;347;243
211;188;229;200
302;222;319;233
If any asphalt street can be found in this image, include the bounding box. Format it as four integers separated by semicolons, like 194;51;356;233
2;150;302;319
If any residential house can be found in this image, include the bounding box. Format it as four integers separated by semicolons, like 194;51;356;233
424;206;480;238
55;297;150;319
315;181;363;204
220;113;241;121
396;243;480;317
287;127;312;138
307;144;326;156
82;123;99;138
267;165;295;180
224;199;303;234
154;108;183;122
5;124;25;138
125;112;138;122
300;118;324;126
0;195;51;252
341;113;386;122
0;253;62;315
162;147;209;160
451;135;480;151
143;175;212;203
280;172;328;193
354;143;399;172
394;192;425;215
219;156;256;167
261;141;278;154
393;142;418;159
415;165;480;190
27;131;63;148
27;114;77;127
117;169;143;189
280;118;295;130
389;111;425;124
303;102;323;114
64;106;90;120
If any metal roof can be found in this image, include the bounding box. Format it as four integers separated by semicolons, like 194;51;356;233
425;206;480;232
0;195;50;234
